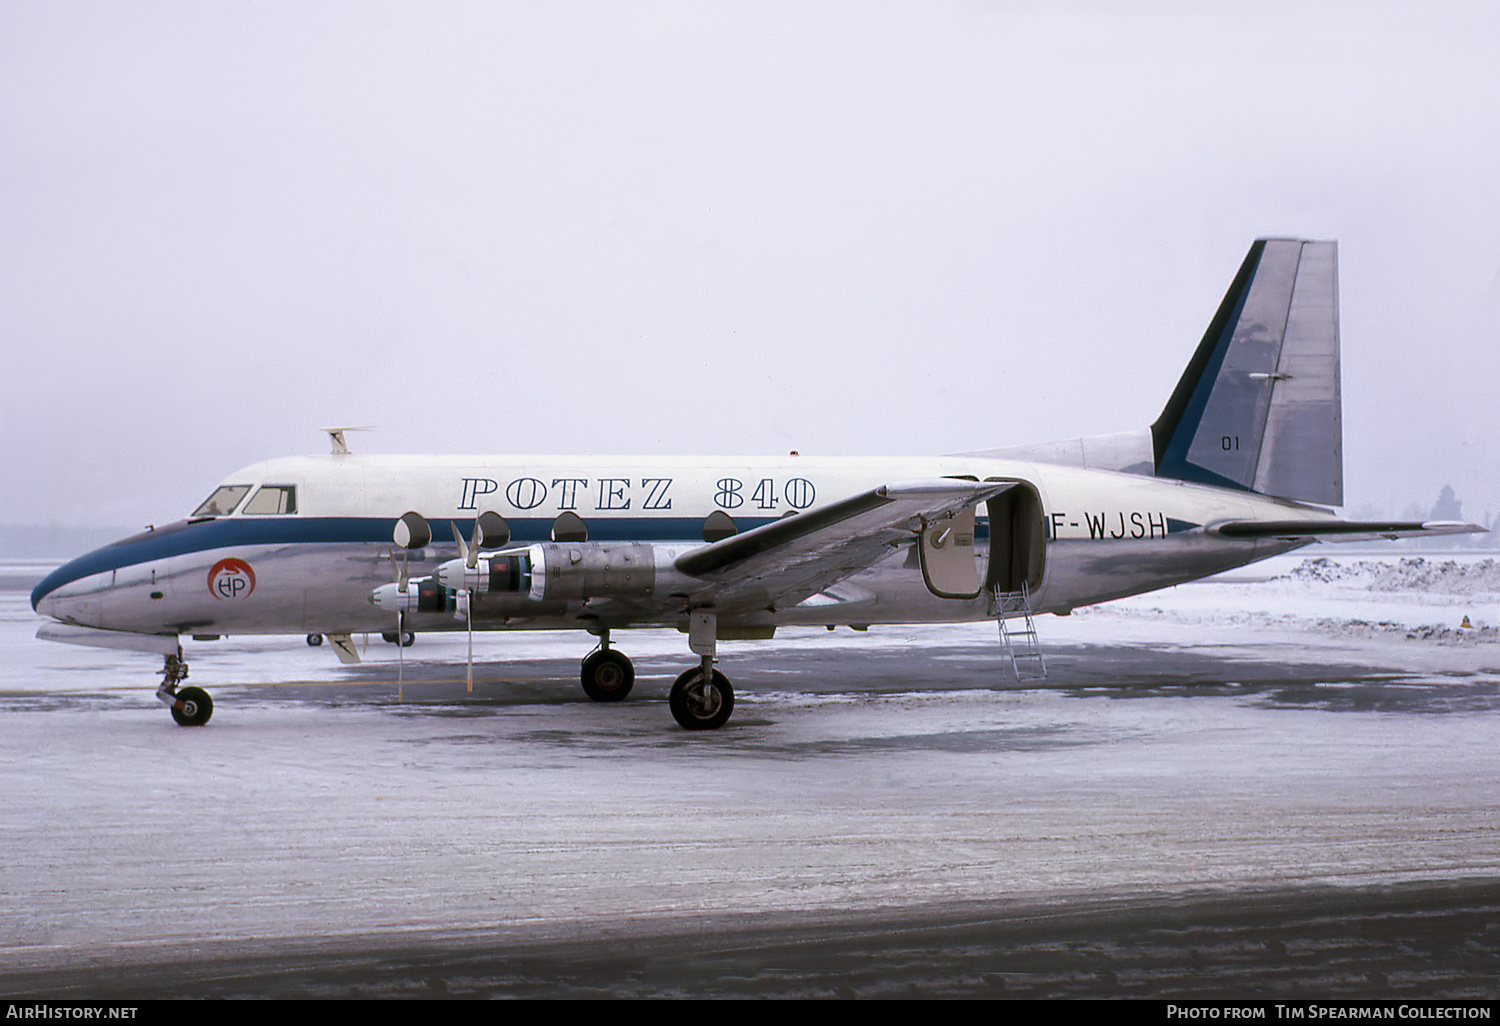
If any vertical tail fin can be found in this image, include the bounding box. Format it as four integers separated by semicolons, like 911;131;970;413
1151;239;1342;506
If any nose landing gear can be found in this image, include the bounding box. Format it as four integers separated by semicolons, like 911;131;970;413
580;630;635;701
155;651;213;727
168;687;214;727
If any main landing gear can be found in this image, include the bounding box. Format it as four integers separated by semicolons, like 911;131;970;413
155;651;213;727
579;621;737;730
668;610;735;731
669;663;734;731
581;630;634;702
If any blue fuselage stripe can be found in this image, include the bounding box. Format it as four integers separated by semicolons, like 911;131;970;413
31;514;998;610
28;516;752;609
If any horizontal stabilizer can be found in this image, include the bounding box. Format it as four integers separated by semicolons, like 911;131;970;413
1213;519;1486;543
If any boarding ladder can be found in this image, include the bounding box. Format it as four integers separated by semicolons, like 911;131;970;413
991;579;1047;681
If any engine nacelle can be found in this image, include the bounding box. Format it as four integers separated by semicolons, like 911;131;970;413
437;543;671;602
367;577;455;614
527;542;658;602
435;551;532;595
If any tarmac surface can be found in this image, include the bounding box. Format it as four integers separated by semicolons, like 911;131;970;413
2;554;1498;998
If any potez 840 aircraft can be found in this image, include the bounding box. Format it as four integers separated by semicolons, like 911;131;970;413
32;239;1481;730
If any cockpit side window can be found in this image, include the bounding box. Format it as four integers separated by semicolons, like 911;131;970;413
192;485;251;518
243;485;297;515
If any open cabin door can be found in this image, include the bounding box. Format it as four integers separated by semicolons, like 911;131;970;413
917;505;982;598
983;481;1045;596
916;480;1046;600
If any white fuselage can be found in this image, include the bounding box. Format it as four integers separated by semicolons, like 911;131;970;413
33;453;1322;639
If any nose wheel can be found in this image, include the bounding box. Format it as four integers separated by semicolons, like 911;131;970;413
155;652;213;726
168;686;214;727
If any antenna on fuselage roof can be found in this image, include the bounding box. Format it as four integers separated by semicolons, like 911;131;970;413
320;426;373;455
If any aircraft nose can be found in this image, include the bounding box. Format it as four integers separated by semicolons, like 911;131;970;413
31;553;111;626
32;530;179;630
33;590;58;618
31;576;93;624
31;571;71;617
32;583;96;626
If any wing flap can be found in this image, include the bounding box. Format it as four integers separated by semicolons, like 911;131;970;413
675;479;1015;612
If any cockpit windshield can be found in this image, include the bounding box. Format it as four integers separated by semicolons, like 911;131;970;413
192;485;251;518
243;485;297;515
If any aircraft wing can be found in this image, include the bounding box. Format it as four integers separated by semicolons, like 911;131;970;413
1213;519;1488;543
674;479;1014;613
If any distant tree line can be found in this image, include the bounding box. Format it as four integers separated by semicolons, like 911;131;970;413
1356;485;1500;550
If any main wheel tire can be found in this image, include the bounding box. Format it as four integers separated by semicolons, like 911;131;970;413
307;633;323;647
400;632;415;648
669;667;734;730
581;649;634;702
170;686;214;727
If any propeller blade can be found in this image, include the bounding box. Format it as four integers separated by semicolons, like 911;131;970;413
451;521;469;565
465;591;474;693
397;610;405;703
467;517;483;570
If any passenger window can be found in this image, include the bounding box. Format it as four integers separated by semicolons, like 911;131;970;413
192;485;251;517
243;485;297;515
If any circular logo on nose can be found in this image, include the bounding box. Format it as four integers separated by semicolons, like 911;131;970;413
207;558;256;600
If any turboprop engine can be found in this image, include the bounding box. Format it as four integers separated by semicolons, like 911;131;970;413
436;542;684;603
368;576;455;614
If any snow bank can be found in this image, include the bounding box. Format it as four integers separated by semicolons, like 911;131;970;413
1278;556;1500;595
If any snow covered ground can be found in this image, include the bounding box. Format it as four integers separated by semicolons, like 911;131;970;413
2;552;1498;995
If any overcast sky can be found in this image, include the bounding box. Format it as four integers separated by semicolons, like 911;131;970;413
3;1;1498;531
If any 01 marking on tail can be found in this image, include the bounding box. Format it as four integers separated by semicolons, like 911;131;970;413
31;239;1483;730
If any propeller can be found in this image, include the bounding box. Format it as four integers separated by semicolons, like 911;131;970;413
444;514;510;694
386;512;431;702
451;520;484;692
462;589;473;693
387;547;409;701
